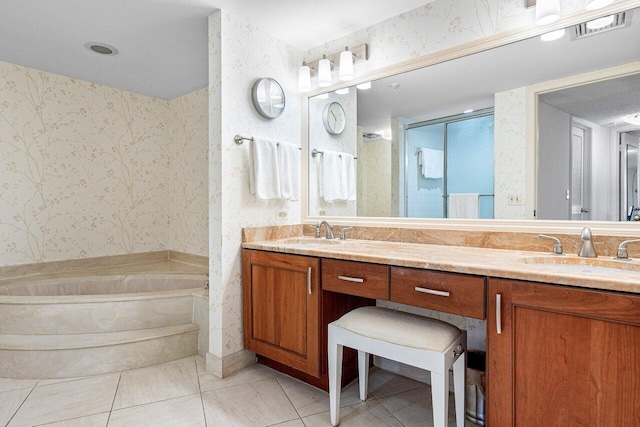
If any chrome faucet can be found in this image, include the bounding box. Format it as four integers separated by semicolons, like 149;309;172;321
317;221;336;239
538;234;563;255
615;239;640;260
578;227;597;258
307;224;321;238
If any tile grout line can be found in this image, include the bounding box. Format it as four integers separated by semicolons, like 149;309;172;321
372;395;407;427
266;369;304;426
5;383;37;426
194;356;209;426
31;412;110;427
105;372;122;426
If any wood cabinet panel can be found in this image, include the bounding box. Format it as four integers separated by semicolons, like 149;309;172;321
488;278;640;427
390;267;486;319
322;259;389;300
243;250;320;376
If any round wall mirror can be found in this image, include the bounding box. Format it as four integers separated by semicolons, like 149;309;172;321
252;78;285;119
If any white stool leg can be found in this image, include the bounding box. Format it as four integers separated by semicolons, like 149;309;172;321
357;350;369;401
431;370;449;427
453;352;466;427
328;339;343;426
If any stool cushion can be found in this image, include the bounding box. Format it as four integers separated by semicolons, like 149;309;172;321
331;307;461;352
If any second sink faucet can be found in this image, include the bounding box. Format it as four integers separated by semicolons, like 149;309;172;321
578;227;597;258
317;221;336;239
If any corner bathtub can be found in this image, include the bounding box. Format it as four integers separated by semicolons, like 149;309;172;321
0;273;207;379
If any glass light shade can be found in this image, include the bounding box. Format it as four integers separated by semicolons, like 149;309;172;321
318;58;332;87
585;0;614;10
339;50;354;81
586;15;615;29
356;82;372;90
298;65;311;92
535;0;561;26
317;93;329;99
540;28;566;41
335;87;349;95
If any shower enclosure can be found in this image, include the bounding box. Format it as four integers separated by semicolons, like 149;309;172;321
403;110;494;219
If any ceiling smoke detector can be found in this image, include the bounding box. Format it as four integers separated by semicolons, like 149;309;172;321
85;42;119;56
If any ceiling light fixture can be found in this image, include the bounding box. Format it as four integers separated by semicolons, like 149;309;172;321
624;113;640;126
339;47;354;81
85;42;119;56
335;87;349;95
586;15;615;29
297;44;369;92
535;0;561;25
585;0;614;10
463;109;474;114
540;28;566;41
356;82;372;90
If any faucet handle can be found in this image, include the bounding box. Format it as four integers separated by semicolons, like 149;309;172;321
615;239;640;260
307;224;321;238
538;234;563;255
339;227;353;240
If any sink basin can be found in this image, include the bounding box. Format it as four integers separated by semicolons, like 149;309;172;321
521;256;640;275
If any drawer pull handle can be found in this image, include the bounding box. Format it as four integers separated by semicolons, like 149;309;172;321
338;275;364;283
414;287;450;297
496;293;502;335
307;267;312;295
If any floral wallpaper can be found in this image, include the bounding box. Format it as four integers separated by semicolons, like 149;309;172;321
208;11;304;360
0;61;208;267
357;135;393;217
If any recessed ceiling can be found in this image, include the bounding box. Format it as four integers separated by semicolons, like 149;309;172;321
0;0;429;100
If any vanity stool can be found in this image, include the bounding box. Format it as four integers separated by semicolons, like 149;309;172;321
328;306;466;427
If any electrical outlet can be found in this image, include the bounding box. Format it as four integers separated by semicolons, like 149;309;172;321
319;210;326;216
508;194;523;205
277;211;287;220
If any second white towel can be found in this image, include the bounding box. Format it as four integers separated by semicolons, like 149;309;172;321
449;193;479;219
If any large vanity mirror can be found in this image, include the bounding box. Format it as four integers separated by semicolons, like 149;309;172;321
306;6;640;224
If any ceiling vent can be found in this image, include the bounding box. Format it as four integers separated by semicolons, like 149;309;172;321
363;132;382;140
572;12;630;39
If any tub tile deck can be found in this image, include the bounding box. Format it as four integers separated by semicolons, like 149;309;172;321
3;356;477;426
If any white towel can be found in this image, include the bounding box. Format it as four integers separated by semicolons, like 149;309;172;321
449;193;479;219
249;138;280;200
278;141;301;201
420;148;444;179
342;153;357;201
322;151;344;202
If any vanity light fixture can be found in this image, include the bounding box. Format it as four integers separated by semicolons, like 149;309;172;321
298;43;369;92
586;14;615;29
317;93;329;99
318;56;332;87
540;28;566;41
298;63;311;92
339;47;354;81
624;113;640;126
585;0;614;10
335;87;350;95
356;82;372;90
534;0;561;25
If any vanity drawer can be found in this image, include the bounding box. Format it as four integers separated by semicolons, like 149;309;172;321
322;259;389;300
390;267;486;319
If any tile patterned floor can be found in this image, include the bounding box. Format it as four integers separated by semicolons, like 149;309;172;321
0;356;477;426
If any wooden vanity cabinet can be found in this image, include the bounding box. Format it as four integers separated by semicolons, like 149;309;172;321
242;250;321;376
487;278;640;426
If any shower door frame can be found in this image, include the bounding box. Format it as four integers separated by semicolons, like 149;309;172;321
403;108;494;218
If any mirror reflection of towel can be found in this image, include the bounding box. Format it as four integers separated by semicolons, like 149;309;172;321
419;148;443;179
343;153;357;201
449;193;479;218
321;151;344;202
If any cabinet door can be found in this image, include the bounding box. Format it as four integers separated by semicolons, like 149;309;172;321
488;278;640;427
243;250;320;376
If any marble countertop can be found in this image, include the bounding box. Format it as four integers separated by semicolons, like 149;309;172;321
242;237;640;294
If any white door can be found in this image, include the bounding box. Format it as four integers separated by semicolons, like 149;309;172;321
570;125;590;220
